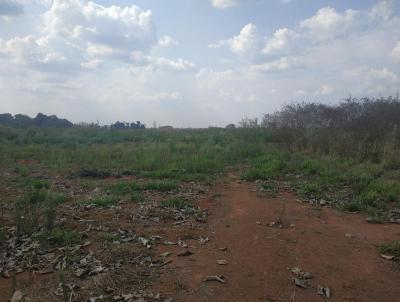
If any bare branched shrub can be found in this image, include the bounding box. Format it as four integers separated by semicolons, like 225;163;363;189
261;97;400;163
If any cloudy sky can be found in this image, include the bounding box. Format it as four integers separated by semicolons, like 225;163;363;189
0;0;399;127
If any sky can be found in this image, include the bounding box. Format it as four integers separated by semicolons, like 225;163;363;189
0;0;399;127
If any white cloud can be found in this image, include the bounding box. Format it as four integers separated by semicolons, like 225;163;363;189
210;0;238;9
314;84;334;96
369;0;393;21
300;7;359;41
263;28;297;55
252;56;302;72
210;0;291;9
0;0;195;73
392;42;400;62
158;35;179;48
209;23;262;59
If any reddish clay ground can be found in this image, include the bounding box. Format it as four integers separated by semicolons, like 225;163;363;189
153;176;400;302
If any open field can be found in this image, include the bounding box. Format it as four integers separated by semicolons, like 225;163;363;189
1;121;400;302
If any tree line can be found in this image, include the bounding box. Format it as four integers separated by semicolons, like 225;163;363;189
0;113;146;129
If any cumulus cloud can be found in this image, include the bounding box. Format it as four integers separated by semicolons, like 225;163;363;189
210;0;291;9
392;42;400;62
210;0;238;9
0;0;195;73
263;28;297;55
209;23;262;59
252;56;303;72
300;7;359;41
158;35;179;48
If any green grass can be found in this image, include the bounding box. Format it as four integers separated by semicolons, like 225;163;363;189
130;191;146;203
105;181;143;195
38;227;82;247
14;187;69;236
161;197;192;210
243;151;400;217
144;180;179;192
81;195;119;207
0;227;6;244
380;241;400;261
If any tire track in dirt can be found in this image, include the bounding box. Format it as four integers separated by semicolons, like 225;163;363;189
155;176;400;302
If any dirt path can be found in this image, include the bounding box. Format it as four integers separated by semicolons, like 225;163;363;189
155;176;400;302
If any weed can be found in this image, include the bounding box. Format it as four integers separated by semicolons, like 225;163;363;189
39;227;82;247
161;197;192;210
105;181;143;195
130;191;146;203
342;201;362;212
82;195;119;207
144;180;179;192
102;232;119;243
380;241;400;261
0;227;6;244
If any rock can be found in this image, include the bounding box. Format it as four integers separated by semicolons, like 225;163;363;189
204;275;226;284
317;285;331;298
11;290;24;302
291;267;312;279
217;260;228;265
380;254;395;260
177;240;188;248
294;277;307;289
160;252;172;258
345;233;355;238
177;250;193;257
198;237;209;245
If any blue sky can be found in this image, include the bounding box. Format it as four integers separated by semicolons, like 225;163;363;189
0;0;399;127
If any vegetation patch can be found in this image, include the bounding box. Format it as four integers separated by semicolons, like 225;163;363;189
161;197;192;210
380;241;400;262
81;195;119;207
144;180;179;192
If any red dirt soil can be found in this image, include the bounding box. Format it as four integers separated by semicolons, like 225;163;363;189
153;176;400;302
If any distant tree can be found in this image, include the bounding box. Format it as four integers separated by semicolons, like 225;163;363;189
239;117;259;128
0;113;14;126
226;124;236;129
14;114;32;128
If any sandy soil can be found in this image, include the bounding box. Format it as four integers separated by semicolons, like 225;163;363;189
154;176;400;302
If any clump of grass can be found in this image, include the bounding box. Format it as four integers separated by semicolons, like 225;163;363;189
14;187;68;237
161;197;191;210
105;181;142;195
130;191;145;203
82;195;119;207
342;201;362;212
261;182;279;197
380;241;400;261
0;227;6;244
243;153;286;180
102;232;118;243
144;180;179;192
38;227;82;247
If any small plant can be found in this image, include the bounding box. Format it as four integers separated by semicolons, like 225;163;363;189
0;227;6;244
380;241;400;262
41;227;82;247
106;181;142;195
161;197;191;210
83;195;119;207
262;182;279;197
144;180;179;192
102;232;118;243
342;201;361;212
130;191;145;203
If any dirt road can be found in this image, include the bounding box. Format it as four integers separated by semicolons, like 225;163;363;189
155;176;400;302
